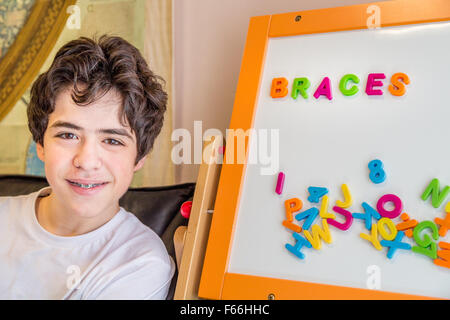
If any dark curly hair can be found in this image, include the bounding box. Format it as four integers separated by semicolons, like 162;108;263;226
28;34;167;164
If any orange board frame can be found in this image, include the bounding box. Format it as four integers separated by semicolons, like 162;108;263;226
198;0;450;300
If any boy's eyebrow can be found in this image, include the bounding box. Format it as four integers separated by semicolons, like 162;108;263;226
49;120;134;140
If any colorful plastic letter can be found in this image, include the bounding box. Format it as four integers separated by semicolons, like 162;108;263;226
313;77;333;100
396;213;418;238
339;74;360;96
377;217;397;241
282;220;302;233
285;232;312;259
421;178;450;209
368;159;386;184
307;186;328;203
283;198;302;233
365;73;386;96
388;72;410;96
377;194;402;219
411;221;439;259
434;241;450;269
303;219;333;250
353;202;381;230
435;212;450;237
275;172;285;195
270;77;288;98
336;183;353;208
328;206;353;231
291;77;310;99
413;221;439;245
319;195;335;219
380;231;411;259
360;223;382;251
295;207;319;231
285;198;302;218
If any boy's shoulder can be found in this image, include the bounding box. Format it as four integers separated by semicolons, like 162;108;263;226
116;207;168;254
99;205;174;272
0;188;43;216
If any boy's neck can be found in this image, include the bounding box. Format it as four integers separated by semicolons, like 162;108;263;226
35;193;119;237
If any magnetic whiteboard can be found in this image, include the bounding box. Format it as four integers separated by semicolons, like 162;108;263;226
199;0;450;300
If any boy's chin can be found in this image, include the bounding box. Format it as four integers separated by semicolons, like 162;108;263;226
58;189;116;218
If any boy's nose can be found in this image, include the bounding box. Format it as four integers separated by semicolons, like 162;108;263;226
73;141;102;171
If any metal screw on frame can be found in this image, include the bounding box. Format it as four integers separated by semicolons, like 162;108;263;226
268;293;275;300
295;15;302;22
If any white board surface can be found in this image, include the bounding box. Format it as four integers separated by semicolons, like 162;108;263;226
227;21;450;299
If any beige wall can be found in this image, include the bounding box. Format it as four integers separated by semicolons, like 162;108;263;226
173;0;381;183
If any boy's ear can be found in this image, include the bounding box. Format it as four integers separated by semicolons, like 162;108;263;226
36;142;45;162
133;155;147;172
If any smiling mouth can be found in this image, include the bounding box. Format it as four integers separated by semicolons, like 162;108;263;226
67;180;108;189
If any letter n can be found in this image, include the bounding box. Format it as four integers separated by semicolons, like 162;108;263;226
421;178;450;208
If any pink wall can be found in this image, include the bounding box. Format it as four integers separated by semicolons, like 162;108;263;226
173;0;380;183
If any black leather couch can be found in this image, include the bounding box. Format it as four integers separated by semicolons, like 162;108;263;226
0;174;196;299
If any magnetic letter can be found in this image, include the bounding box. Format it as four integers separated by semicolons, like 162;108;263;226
353;202;381;230
377;217;397;241
435;212;450;237
366;73;386;96
319;195;335;219
388;72;410;96
336;184;353;208
307;186;328;203
339;74;360;96
421;178;450;209
380;231;411;259
434;241;450;269
396;213;418;238
291;77;310;99
283;198;303;233
313;77;333;100
360;223;382;251
270;77;288;98
328;206;353;231
411;221;439;259
285;232;312;259
303;219;333;250
295;207;319;231
376;194;402;219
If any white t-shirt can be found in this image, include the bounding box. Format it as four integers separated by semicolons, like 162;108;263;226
0;187;175;300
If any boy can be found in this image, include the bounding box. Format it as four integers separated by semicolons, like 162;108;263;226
0;35;175;299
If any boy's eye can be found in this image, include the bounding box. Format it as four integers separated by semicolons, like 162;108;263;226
104;138;123;146
55;133;123;146
57;132;78;140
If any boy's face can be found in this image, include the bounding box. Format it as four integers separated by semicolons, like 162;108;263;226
37;87;145;219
